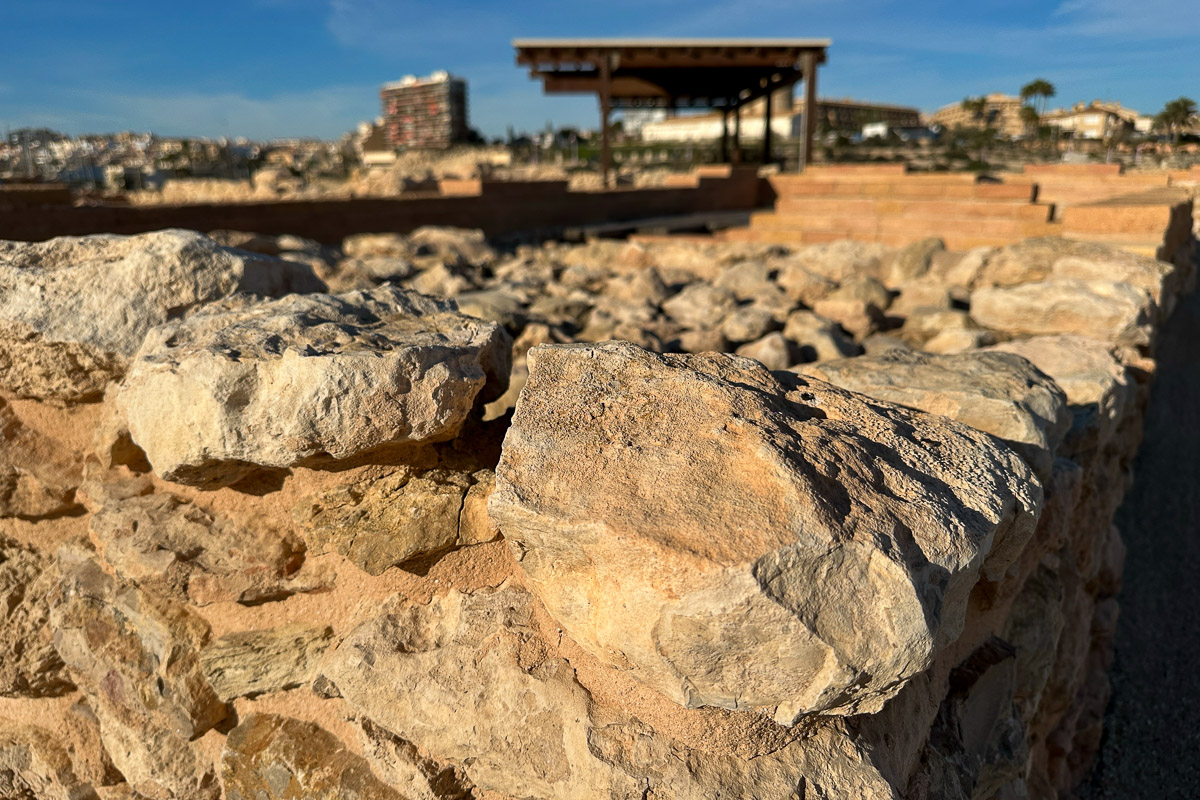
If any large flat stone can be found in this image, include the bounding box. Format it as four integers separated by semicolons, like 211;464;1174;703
970;280;1154;347
113;285;510;486
489;341;1041;721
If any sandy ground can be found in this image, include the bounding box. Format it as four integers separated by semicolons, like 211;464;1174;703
1080;281;1200;796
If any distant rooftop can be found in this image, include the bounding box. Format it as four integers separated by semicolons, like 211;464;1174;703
511;38;832;48
514;38;829;109
381;71;462;92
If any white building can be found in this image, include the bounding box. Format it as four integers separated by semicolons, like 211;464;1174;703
1043;101;1140;140
640;111;799;143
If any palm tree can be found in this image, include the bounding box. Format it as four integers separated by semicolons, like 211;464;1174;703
961;96;988;123
1019;105;1040;137
1020;79;1057;116
1154;97;1199;144
959;97;995;164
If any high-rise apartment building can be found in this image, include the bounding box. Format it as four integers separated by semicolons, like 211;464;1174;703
380;72;469;150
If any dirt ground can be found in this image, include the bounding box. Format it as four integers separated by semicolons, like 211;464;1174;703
1080;280;1200;797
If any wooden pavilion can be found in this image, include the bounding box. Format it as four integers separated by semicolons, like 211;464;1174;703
513;38;830;186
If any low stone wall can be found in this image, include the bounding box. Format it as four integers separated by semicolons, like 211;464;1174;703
0;225;1194;799
0;168;766;244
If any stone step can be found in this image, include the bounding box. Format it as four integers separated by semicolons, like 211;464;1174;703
723;227;1038;250
1022;163;1124;177
771;180;1036;201
1061;201;1190;237
775;196;1054;220
750;211;1058;237
799;164;909;177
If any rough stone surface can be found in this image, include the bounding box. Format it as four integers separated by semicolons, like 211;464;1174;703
113;285;510;486
324;583;900;800
988;336;1135;441
0;539;73;697
813;274;891;339
199;624;333;701
887;236;944;287
977;237;1176;308
804;349;1070;485
0;229;323;402
782;310;860;362
971;280;1154;347
82;481;318;605
0;725;101;800
661;283;736;330
0;399;82;519
0;227;1184;800
294;467;487;575
222;714;407;800
49;548;226;799
490;341;1041;721
734;331;793;370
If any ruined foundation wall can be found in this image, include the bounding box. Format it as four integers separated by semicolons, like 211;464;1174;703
0;222;1194;799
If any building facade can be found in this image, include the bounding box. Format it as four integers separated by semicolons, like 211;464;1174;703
802;97;921;132
929;93;1026;138
638;98;920;142
1043;101;1140;140
380;72;469;150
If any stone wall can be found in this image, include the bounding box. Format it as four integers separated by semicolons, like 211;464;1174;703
0;223;1194;799
0;168;768;244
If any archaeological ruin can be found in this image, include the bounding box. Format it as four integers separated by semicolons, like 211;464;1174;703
0;160;1196;799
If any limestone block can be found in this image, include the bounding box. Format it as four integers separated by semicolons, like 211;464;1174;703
294;468;488;575
489;342;1041;721
113;286;510;486
779;240;890;284
199;624;333;701
971;280;1154;348
775;261;838;307
804;349;1070;487
661;283;736;330
0;229;323;402
0;538;72;697
721;305;780;344
0;398;82;519
222;714;407;800
0;725;101;800
50;548;225;799
813;274;892;339
782;310;859;363
84;483;320;605
734;331;793;370
324;584;901;800
977;237;1177;312
886;236;944;288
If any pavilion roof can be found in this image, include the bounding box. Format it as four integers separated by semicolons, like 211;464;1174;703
513;38;830;109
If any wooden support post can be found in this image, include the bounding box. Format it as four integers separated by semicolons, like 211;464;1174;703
720;108;729;163
733;105;742;163
801;51;819;169
761;84;773;165
599;54;612;189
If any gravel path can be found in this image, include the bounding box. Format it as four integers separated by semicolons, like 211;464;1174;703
1080;281;1200;798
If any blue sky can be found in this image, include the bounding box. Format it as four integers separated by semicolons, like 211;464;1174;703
2;0;1196;140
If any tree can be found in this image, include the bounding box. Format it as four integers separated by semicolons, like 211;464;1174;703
1154;97;1199;144
959;97;995;165
961;96;987;123
1020;79;1056;116
1019;105;1040;136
